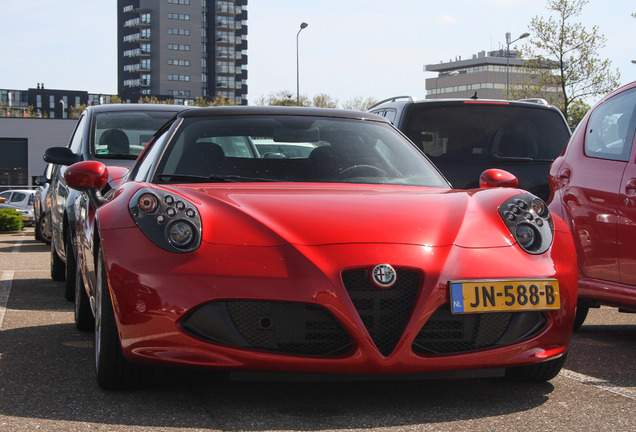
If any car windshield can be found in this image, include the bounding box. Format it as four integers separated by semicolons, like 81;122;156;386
153;115;449;187
403;104;571;162
93;111;179;159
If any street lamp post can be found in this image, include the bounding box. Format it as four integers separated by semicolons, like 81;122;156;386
296;22;308;106
506;31;530;95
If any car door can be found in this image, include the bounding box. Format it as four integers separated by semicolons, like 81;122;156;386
614;88;636;285
50;113;87;252
558;93;634;284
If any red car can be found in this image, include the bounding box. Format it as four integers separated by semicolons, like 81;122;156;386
65;106;577;389
549;80;636;329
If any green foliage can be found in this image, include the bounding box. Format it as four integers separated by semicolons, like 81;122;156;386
253;91;376;111
341;96;379;111
0;208;24;231
312;93;338;108
509;0;621;122
567;100;591;129
191;96;236;107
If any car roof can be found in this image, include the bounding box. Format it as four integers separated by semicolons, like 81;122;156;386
177;105;391;122
82;103;190;115
1;189;35;194
369;96;558;110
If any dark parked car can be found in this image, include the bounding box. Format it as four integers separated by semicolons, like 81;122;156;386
548;80;636;329
43;103;188;301
368;96;572;201
34;164;53;243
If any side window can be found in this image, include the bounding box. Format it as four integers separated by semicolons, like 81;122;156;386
585;87;636;162
383;109;397;124
11;192;26;203
68;113;87;155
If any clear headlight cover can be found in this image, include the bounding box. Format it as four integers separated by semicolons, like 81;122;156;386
499;193;554;254
129;188;202;253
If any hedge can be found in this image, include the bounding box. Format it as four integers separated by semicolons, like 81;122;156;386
0;208;24;231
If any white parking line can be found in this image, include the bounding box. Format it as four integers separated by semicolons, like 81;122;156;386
11;238;23;253
0;271;14;330
561;368;636;401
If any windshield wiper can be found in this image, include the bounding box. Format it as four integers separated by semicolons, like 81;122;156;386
492;155;554;163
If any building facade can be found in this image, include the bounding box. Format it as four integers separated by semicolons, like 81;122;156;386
0;86;112;119
425;49;530;100
117;0;248;105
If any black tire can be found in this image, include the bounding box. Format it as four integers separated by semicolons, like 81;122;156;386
50;238;65;282
573;303;589;331
505;354;567;382
74;257;94;332
34;216;42;241
95;247;153;390
64;229;76;301
39;213;52;245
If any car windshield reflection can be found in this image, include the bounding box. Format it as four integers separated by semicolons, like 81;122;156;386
154;115;449;187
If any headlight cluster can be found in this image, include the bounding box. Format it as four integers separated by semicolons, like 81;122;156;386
499;193;554;254
129;188;202;253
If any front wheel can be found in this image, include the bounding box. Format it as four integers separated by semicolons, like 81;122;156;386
573;303;589;331
505;354;567;382
95;246;152;390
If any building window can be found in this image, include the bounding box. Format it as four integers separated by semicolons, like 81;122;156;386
168;44;190;51
168;75;191;82
168;28;190;36
167;0;190;3
168;13;190;20
168;59;190;66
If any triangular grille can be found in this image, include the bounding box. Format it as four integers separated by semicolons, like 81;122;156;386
342;269;420;356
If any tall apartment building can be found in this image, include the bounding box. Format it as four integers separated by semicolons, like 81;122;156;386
117;0;248;105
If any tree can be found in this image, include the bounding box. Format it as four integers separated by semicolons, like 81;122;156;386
509;0;620;124
69;103;87;119
341;96;378;111
191;96;235;106
312;93;338;108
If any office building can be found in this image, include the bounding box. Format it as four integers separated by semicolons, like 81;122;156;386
117;0;248;105
425;49;534;100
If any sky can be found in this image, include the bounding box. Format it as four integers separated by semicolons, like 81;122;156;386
1;0;634;107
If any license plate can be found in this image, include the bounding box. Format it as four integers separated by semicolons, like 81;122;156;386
449;279;560;314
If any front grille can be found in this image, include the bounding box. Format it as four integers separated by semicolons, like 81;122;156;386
412;306;547;355
182;301;352;356
342;269;420;356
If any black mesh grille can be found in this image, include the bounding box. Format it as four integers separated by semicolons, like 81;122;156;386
342;269;420;356
412;306;547;355
224;301;352;356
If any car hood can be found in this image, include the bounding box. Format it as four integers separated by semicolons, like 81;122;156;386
159;184;519;249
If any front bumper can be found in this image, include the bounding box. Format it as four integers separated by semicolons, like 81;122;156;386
101;227;578;374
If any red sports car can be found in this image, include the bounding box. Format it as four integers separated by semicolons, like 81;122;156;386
549;80;636;329
65;106;577;389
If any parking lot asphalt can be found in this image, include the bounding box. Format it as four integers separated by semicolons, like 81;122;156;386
1;228;636;432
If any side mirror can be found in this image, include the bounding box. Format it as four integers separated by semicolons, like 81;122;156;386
479;169;519;189
35;175;48;185
64;161;109;208
0;197;5;204
43;147;81;166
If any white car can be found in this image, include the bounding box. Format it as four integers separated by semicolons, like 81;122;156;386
0;189;36;226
